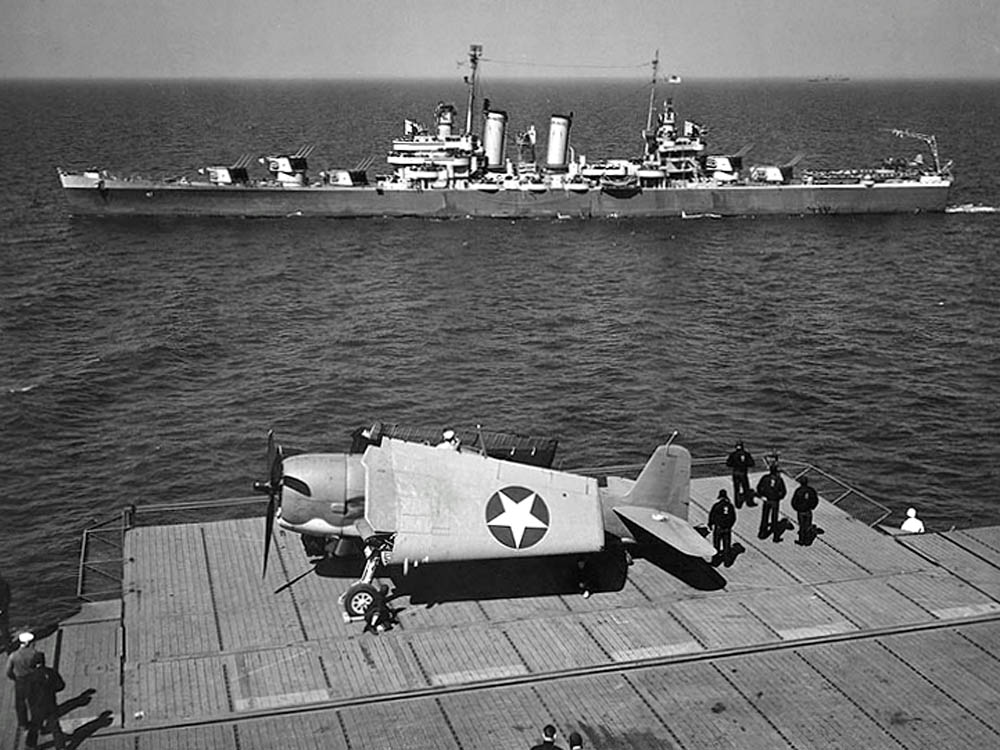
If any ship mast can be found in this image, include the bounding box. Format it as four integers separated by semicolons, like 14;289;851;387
465;44;483;136
645;50;660;133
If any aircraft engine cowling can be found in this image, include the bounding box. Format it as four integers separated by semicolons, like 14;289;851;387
277;452;366;537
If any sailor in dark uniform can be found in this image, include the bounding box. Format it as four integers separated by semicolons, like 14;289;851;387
791;477;820;545
756;464;788;541
726;441;757;508
707;489;737;566
529;724;563;750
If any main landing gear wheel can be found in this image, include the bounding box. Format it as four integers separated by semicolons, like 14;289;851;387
343;582;379;619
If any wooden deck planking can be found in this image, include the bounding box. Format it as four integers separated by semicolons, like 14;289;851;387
502;616;610;672
803;639;1000;747
339;698;460;750
579;607;703;662
532;672;675;748
721;650;899;748
620;557;697;603
407;624;527;686
321;634;427;700
125;524;219;661
899;531;1000;599
234;712;349;750
229;645;329;712
958;618;1000;653
886;570;1000;620
136;723;236;750
815;517;925;574
57;615;123;730
203;519;305;651
124;654;230;727
125;525;216;614
816;577;935;628
878;628;1000;728
127;609;221;662
952;526;1000;560
672;596;778;649
712;529;802;591
440;684;556;749
71;735;134;750
477;592;573;623
270;534;365;644
743;532;871;587
739;587;857;640
629;662;788;750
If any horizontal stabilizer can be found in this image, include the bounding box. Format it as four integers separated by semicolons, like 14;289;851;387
613;506;715;560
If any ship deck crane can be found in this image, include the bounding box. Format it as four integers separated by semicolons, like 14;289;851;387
887;128;943;173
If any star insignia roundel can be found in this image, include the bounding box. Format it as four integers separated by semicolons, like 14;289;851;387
485;486;550;549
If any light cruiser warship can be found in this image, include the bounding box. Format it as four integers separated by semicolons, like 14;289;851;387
57;45;953;219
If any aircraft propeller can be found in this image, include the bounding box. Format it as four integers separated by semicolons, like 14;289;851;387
253;430;284;577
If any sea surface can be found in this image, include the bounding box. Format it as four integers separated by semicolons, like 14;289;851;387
1;77;998;631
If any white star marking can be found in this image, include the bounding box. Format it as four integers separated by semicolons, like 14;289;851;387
488;489;548;548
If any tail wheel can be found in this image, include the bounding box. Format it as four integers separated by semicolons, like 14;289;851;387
343;582;379;619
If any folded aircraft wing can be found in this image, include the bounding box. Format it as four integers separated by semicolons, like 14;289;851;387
363;438;605;564
613;506;716;560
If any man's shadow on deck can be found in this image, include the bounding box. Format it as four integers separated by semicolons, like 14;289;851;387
53;690;114;749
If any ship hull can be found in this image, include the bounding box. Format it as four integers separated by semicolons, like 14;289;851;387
59;179;951;218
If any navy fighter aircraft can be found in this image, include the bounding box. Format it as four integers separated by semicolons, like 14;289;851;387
254;427;716;619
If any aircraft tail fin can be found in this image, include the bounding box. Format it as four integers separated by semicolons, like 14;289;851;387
623;441;692;521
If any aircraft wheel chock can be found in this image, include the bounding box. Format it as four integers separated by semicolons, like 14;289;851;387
343;582;379;618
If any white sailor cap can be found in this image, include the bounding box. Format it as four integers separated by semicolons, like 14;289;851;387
442;429;456;441
18;631;34;645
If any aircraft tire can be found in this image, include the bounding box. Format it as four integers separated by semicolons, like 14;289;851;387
343;582;379;619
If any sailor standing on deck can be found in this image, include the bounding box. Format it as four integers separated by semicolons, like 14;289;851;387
529;724;563;750
791;476;820;545
708;489;737;565
5;631;37;730
23;652;66;750
900;507;925;533
436;427;461;450
756;464;788;542
726;441;757;508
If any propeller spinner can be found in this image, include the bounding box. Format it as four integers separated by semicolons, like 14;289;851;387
252;430;284;577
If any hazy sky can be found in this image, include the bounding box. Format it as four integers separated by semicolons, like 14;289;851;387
1;0;997;80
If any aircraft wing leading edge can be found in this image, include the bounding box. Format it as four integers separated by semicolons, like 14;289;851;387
364;438;605;565
612;506;716;560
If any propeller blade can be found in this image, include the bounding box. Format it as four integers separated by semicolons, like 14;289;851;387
259;430;284;578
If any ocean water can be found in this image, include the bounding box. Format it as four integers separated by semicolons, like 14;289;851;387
0;78;998;631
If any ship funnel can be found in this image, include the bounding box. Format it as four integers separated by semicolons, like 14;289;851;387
545;114;572;172
482;110;508;172
436;103;457;138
